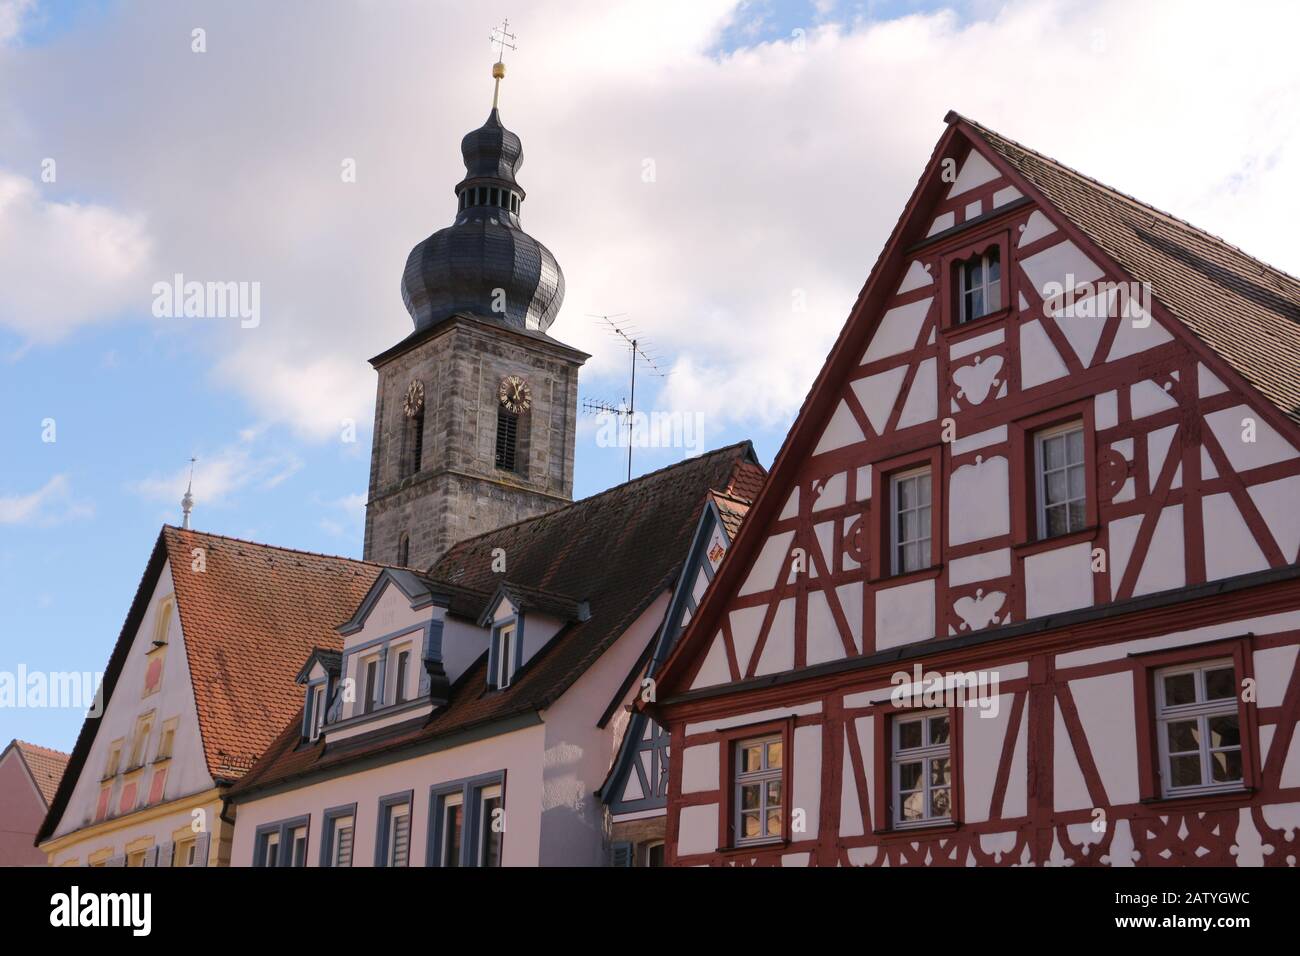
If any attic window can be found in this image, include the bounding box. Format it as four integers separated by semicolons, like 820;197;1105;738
493;624;517;689
958;247;1001;323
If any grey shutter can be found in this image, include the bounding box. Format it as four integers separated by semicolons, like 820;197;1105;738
108;855;126;867
610;841;634;867
392;813;410;867
193;832;210;867
143;845;159;867
157;842;173;867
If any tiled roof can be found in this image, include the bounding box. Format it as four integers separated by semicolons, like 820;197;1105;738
37;528;381;843
4;740;70;806
955;114;1300;423
162;527;383;778
227;442;763;800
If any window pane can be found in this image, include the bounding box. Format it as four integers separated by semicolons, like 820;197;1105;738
928;715;949;745
969;289;984;319
740;782;760;810
479;794;503;867
1043;435;1064;470
1046;469;1068;504
1067;464;1085;499
1066;427;1083;462
443;803;463;867
898;720;923;750
900;791;924;822
987;278;1001;312
930;757;951;786
1163;672;1197;706
1046;505;1069;537
1067;499;1086;531
917;474;931;505
765;808;781;837
1208;714;1240;749
765;739;783;769
931;787;951;818
741;744;762;773
1210;749;1243;784
897;761;922;791
1166;719;1200;754
1169;754;1202;788
1205;668;1235;701
765;779;782;808
898;477;914;510
742;811;761;838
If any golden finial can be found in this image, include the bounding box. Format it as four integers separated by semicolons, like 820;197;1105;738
489;19;517;110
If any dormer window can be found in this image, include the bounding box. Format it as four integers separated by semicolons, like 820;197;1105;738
492;624;517;689
362;657;380;715
394;650;410;705
958;247;1001;323
308;684;326;740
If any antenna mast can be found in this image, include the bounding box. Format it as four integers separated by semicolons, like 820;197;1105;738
582;313;668;482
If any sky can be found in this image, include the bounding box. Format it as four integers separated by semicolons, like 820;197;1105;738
2;0;1298;751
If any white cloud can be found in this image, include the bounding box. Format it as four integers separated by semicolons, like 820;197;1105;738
2;0;1297;440
0;171;153;344
0;474;93;525
130;438;301;509
0;0;34;44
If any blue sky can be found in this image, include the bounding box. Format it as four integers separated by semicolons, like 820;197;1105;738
2;0;1297;752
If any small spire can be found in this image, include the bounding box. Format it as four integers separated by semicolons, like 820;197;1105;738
489;18;517;110
181;457;197;529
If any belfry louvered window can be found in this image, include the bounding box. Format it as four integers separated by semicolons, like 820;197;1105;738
495;407;518;471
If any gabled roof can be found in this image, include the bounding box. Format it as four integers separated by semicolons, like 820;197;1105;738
2;740;70;807
951;112;1300;423
295;649;343;684
226;442;764;801
476;581;589;627
38;527;382;843
654;112;1300;699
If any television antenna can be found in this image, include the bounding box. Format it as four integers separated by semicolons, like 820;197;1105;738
581;313;669;482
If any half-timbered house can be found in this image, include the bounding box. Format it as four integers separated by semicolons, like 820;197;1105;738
650;112;1300;867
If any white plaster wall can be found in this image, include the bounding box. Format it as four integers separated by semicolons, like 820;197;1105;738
875;578;936;649
229;722;546;866
537;591;670;867
949;456;1009;545
1024;542;1093;618
681;743;719;794
52;561;212;840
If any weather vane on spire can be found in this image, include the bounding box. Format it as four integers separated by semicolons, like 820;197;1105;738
489;18;517;110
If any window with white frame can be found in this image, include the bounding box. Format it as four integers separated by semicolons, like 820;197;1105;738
1156;661;1242;796
258;830;281;867
308;684;326;740
958;247;1001;323
322;807;355;867
362;656;380;714
430;775;506;867
394;649;411;705
1036;422;1087;538
890;468;932;575
378;799;410;867
494;625;516;689
287;823;308;867
476;784;504;867
733;735;783;845
436;791;464;867
892;712;952;827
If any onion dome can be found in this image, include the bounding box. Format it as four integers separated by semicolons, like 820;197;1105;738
401;108;565;333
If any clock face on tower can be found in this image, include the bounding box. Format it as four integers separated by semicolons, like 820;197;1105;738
499;375;531;414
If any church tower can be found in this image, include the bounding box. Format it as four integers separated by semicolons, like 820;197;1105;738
364;55;587;570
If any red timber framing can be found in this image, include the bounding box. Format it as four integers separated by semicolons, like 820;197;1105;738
648;113;1300;867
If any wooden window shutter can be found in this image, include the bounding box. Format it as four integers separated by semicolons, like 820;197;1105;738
610;841;634;867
